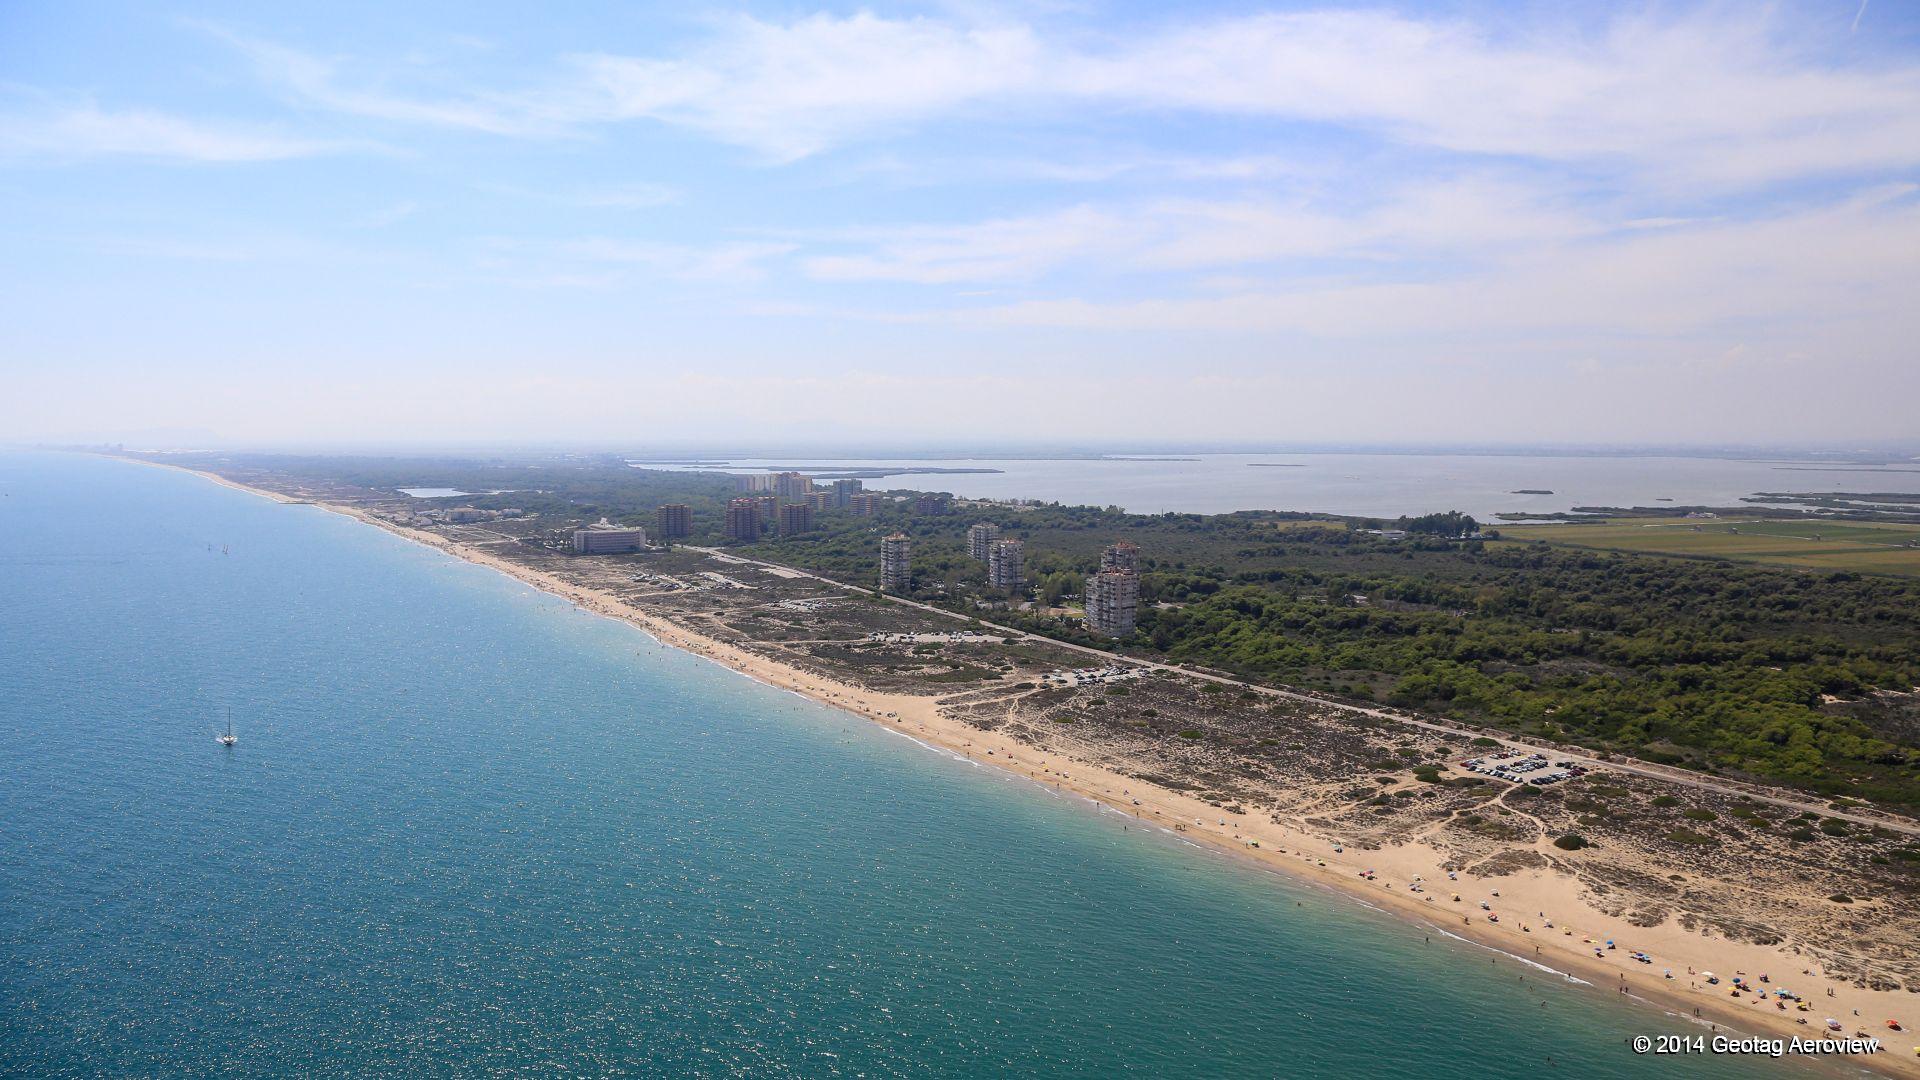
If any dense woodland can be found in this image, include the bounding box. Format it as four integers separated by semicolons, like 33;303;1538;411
171;453;1920;810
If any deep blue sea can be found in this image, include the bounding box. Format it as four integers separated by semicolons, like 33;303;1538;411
0;452;1815;1077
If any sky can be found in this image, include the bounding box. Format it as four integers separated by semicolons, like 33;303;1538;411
3;0;1918;449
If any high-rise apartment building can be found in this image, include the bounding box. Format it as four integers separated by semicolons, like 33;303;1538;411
778;502;814;535
1101;540;1141;573
966;522;1001;561
879;533;911;594
1085;569;1139;636
847;493;878;516
831;478;863;506
987;538;1024;592
805;490;835;513
775;472;813;500
724;498;761;542
655;504;691;540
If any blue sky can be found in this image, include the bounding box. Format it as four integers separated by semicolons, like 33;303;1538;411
4;1;1918;447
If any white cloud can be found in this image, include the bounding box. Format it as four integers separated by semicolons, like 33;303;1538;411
804;204;1131;284
202;8;1920;185
203;24;575;136
352;201;419;229
574;182;681;209
0;105;349;162
949;186;1920;341
1071;10;1920;186
172;5;1920;203
800;178;1601;284
575;12;1043;161
558;238;797;282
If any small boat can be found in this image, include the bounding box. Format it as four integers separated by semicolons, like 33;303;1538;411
217;706;237;747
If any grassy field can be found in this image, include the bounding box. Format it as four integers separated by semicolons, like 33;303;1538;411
1498;517;1920;576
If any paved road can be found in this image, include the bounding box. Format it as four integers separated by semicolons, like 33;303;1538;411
686;547;1920;838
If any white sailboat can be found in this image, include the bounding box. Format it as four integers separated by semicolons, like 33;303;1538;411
217;706;237;746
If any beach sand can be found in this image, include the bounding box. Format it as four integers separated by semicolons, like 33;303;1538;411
157;460;1920;1076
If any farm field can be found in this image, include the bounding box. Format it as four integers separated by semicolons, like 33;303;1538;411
1498;516;1920;576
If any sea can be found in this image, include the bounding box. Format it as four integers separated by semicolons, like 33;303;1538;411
650;453;1920;520
0;451;1827;1077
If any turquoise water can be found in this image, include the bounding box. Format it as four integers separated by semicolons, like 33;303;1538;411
0;452;1809;1077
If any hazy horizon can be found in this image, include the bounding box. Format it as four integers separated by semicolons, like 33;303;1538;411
6;1;1919;445
31;438;1920;463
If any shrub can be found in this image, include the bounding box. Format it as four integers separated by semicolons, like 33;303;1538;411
1177;729;1202;740
1828;894;1853;904
1553;833;1589;851
1651;795;1680;808
1683;808;1718;822
1664;829;1715;845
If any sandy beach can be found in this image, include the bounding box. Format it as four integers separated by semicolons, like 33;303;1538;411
158;460;1920;1076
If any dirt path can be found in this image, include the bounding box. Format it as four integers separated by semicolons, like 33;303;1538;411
687;546;1920;837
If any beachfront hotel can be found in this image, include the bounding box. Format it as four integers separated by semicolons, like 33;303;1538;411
880;533;911;594
572;525;647;555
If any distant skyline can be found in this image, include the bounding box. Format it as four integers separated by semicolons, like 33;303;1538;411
5;1;1919;446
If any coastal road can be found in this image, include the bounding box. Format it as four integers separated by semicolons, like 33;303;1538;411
686;546;1920;838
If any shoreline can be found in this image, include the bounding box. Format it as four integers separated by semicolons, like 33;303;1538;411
144;458;1920;1076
